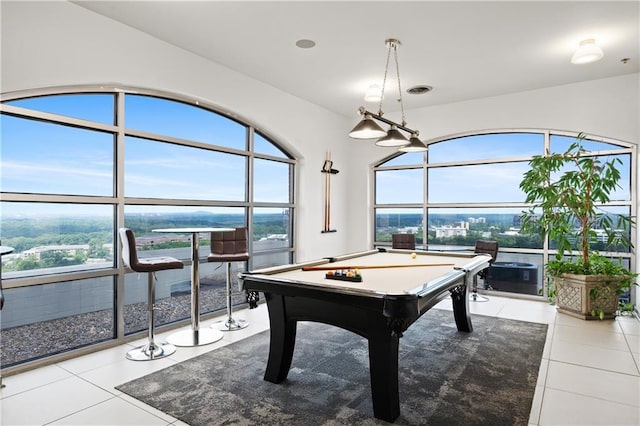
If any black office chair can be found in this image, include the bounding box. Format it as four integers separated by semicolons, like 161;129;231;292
470;240;499;302
392;233;416;250
119;228;184;361
208;227;250;331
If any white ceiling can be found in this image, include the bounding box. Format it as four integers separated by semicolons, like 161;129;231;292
74;1;639;118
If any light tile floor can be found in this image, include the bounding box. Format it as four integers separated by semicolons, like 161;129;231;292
1;296;638;425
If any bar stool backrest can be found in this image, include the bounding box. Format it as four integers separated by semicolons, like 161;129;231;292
474;240;499;279
119;228;184;273
120;228;139;271
392;233;416;250
209;227;249;262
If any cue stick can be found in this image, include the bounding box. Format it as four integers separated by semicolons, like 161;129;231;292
302;263;455;271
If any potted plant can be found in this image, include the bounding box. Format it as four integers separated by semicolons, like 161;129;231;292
519;133;637;319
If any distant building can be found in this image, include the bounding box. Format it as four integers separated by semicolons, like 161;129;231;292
500;227;521;236
468;217;486;224
432;221;469;238
398;227;419;234
21;244;90;260
103;243;114;256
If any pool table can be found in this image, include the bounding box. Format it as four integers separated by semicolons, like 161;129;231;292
239;248;491;422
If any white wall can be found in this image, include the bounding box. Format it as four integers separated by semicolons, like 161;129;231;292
1;0;354;262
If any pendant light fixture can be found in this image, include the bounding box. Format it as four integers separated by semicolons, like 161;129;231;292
349;38;427;152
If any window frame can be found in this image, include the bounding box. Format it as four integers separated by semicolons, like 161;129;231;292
0;85;297;371
372;129;637;299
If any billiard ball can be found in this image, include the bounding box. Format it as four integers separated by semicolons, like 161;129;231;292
411;252;417;259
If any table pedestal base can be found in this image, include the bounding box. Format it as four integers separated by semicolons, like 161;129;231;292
167;328;223;347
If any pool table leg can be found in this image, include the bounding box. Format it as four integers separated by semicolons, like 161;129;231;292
368;322;400;422
450;283;473;332
263;293;297;383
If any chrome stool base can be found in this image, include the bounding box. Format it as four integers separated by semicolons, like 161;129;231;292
167;328;224;347
126;342;176;361
470;293;490;302
215;317;249;331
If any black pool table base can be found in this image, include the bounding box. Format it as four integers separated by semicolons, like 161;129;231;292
261;286;471;423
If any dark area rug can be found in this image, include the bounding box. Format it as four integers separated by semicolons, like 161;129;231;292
116;309;548;425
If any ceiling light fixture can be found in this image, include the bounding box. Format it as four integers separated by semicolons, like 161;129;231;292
571;38;604;64
364;84;382;102
349;38;427;152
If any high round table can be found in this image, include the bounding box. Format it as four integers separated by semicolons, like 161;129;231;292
152;228;233;346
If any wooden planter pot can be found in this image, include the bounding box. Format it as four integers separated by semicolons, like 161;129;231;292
552;274;622;320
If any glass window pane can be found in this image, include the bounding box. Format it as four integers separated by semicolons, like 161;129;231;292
428;162;529;203
550;134;625;153
487;253;543;297
253;208;291;250
375;208;424;246
254;132;288;158
551;154;630;202
0;202;114;278
1;277;115;368
124;136;246;200
125;95;246;150
1;115;114;196
123;205;245;261
429;133;544;163
253;159;290;203
4;93;115;125
378;152;425;167
123;207;248;335
251;251;292;269
531;206;632;254
124;265;190;334
1;89;296;369
427;207;542;250
376;169;423;204
604;155;630;201
124;259;249;335
593;206;632;253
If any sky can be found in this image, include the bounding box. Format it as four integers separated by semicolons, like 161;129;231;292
1;94;632;218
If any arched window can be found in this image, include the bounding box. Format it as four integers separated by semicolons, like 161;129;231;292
0;87;296;368
373;131;635;299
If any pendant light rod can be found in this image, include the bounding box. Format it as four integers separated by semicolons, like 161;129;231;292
356;106;418;136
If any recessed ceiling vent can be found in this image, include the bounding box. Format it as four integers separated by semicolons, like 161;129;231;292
407;85;433;95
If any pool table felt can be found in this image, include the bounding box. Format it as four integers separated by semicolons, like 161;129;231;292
258;251;477;295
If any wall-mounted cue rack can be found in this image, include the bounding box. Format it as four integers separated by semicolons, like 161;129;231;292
321;151;338;233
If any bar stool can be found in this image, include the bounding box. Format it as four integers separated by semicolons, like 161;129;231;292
208;227;250;331
392;233;416;250
470;239;499;302
119;228;184;361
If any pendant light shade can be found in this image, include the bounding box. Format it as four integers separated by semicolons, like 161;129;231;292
398;133;428;152
375;125;409;147
348;114;387;139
